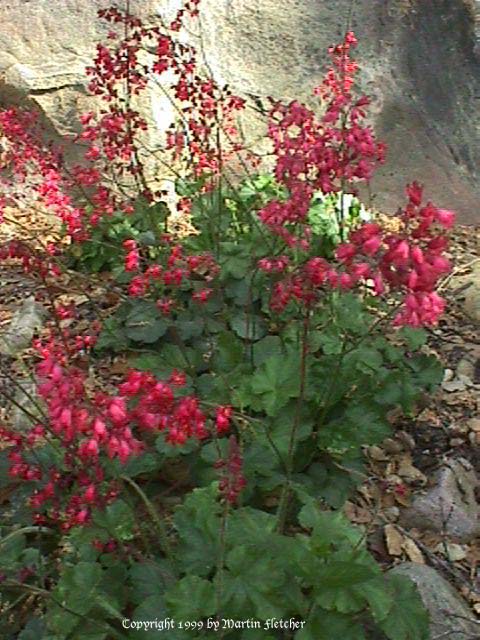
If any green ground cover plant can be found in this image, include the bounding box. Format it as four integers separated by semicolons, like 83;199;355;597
0;2;456;638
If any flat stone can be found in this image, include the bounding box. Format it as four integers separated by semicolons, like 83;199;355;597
468;418;480;432
401;458;480;542
390;563;479;640
0;297;48;357
10;380;44;432
463;264;480;325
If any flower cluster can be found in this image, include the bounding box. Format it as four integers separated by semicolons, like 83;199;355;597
332;182;453;325
83;3;253;224
215;436;247;505
258;32;385;249
0;108;86;239
253;31;454;327
122;237;219;304
0;326;233;530
0;239;61;279
118;369;209;445
0;4;458;549
263;183;454;325
0;0;251;248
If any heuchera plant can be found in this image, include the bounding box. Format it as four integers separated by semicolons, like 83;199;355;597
0;2;453;639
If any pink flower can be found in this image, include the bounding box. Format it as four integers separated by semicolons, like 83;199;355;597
434;208;455;229
216;406;233;435
362;235;382;256
406;182;423;207
335;243;356;262
192;288;213;303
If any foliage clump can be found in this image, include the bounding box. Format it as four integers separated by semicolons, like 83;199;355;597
0;2;455;638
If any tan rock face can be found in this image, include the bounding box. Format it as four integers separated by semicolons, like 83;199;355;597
0;0;479;223
0;1;104;127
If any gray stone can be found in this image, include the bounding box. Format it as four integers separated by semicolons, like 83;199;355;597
401;458;480;542
390;563;479;640
10;380;44;432
463;263;480;325
0;297;48;357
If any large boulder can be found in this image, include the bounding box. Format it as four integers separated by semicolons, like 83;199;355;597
390;563;479;640
0;0;479;223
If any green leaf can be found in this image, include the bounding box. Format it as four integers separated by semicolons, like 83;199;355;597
226;507;277;546
231;313;268;341
92;501;135;542
131;353;165;375
138;230;157;246
249;354;301;416
17;619;48;639
242;441;282;488
409;354;443;388
130;561;175;604
319;405;390;452
96;565;128;619
378;575;429;640
252;335;283;366
317;331;344;355
156;435;198;458
400;327;428;350
196;373;231;404
47;562;103;635
0;532;26;570
177;318;205;341
133;344;195;380
297;501;362;549
200;440;230;466
160;343;193;371
124;301;168;343
258;404;313;458
356;346;384;372
222;546;291;619
95;316;128;352
297;609;366;640
131;596;169;640
173;483;221;576
334;293;370;335
225;278;251;306
174;309;206;341
122;452;162;477
220;243;252;280
374;374;403;406
360;576;395;623
315;560;378;590
166;576;216;619
312;555;381;614
212;331;244;371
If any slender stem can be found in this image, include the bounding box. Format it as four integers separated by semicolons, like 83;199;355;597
3;581;128;639
0;592;28;617
0;388;45;428
313;298;404;441
276;307;310;532
120;475;173;559
0;526;54;547
215;500;229;636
